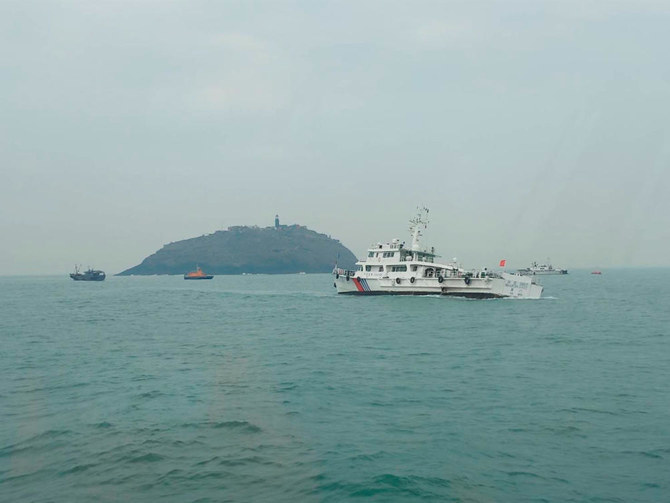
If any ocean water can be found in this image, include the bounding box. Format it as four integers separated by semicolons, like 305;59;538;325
1;270;669;502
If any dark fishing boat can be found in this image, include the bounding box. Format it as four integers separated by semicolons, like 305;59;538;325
184;266;213;280
70;265;106;281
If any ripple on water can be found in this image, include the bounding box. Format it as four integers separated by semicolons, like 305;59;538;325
318;473;453;499
211;421;262;433
178;420;262;434
130;452;165;463
58;463;97;475
1;429;74;458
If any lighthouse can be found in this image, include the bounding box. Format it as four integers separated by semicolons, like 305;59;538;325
275;214;280;229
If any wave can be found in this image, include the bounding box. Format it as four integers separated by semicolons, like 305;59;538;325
179;420;262;434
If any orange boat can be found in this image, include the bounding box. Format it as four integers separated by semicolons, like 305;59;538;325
184;266;213;280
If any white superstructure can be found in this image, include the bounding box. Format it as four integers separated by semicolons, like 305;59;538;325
333;208;543;299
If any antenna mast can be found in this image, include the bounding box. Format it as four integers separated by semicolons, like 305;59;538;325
409;206;429;251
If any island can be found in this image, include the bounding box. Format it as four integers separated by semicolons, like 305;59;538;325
117;219;357;276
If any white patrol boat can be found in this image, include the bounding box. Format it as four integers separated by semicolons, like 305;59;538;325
517;261;568;275
333;208;543;299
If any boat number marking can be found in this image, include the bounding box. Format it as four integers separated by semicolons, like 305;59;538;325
504;280;529;290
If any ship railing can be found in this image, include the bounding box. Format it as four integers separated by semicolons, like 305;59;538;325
443;269;501;279
333;268;356;277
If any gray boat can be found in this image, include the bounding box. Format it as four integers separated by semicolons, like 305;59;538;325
70;265;106;281
517;261;568;275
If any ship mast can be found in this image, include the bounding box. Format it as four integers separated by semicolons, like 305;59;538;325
409;206;429;251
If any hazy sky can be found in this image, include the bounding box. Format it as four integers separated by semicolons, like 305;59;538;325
2;0;669;275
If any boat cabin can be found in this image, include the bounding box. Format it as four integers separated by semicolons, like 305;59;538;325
355;238;465;281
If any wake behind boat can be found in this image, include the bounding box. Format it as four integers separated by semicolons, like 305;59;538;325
333;208;543;299
184;266;213;280
70;265;105;281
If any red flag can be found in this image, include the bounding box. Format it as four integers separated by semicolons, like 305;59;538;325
499;259;506;267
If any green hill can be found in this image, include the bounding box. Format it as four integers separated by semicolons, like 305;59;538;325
117;224;357;275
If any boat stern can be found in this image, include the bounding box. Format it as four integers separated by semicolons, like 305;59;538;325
500;273;543;299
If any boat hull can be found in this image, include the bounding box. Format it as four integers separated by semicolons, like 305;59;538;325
518;264;568;275
70;272;105;281
183;275;213;280
518;270;567;275
334;272;542;299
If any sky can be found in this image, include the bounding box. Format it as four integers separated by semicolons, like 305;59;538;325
1;0;669;275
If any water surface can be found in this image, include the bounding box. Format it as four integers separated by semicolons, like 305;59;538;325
1;270;669;501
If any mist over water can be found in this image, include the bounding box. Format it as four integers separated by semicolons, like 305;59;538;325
1;270;669;501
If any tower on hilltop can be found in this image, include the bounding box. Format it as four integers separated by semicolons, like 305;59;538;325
275;214;280;229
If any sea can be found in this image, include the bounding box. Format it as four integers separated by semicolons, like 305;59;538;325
1;270;669;502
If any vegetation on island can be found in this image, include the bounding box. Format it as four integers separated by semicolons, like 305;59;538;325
117;224;357;275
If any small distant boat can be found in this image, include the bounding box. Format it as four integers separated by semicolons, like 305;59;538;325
70;265;105;281
591;270;602;275
518;260;568;276
184;266;213;280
